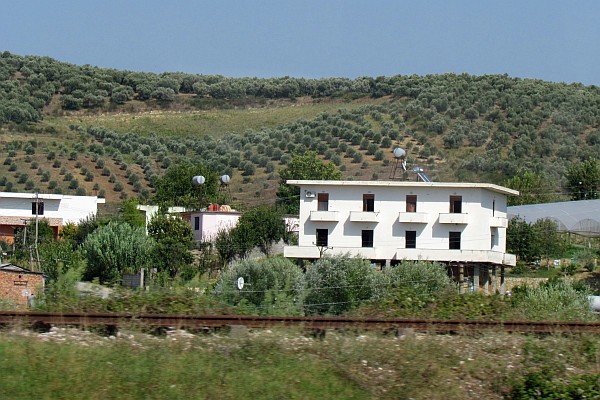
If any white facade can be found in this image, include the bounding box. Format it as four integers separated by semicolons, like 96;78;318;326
284;180;518;266
183;211;241;242
0;192;105;241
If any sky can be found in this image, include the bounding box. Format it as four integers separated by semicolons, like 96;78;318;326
2;1;600;85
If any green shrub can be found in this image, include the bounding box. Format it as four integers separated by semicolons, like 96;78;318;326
304;255;383;315
511;279;592;321
81;221;155;284
510;370;600;400
214;257;305;315
573;248;597;272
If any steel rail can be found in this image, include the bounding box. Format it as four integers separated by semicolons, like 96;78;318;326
1;311;600;333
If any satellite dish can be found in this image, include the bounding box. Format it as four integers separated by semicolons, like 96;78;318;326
220;175;231;185
192;175;205;186
393;147;406;159
237;277;244;290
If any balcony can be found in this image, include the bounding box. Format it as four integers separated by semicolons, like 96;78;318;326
284;245;386;260
309;210;340;222
438;213;469;224
349;211;380;223
489;216;508;228
398;212;428;224
395;248;516;266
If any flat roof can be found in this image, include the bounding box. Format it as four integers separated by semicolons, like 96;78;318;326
0;192;105;203
287;180;519;196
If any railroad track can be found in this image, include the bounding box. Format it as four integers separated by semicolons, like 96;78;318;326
1;311;600;334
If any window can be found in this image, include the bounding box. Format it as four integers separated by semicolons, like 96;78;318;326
363;194;374;212
31;201;44;215
405;230;416;248
194;216;200;231
316;229;328;247
490;227;498;249
449;196;462;213
406;195;417;212
449;231;461;250
361;230;374;247
317;193;329;211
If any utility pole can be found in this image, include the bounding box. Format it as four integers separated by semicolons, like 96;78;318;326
34;192;41;272
21;218;33;270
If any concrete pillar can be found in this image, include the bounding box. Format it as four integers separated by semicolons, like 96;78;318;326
458;264;465;294
473;265;480;293
500;265;505;295
491;265;497;294
483;266;489;295
385;259;391;269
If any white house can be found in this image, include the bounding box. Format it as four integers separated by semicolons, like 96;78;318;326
0;192;105;242
181;205;241;243
284;180;518;293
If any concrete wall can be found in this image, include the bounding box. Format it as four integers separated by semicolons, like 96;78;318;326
188;211;241;242
0;193;104;224
285;181;514;265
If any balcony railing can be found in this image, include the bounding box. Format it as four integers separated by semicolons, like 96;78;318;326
309;210;340;222
398;212;428;224
489;216;508;228
349;211;380;222
438;213;469;224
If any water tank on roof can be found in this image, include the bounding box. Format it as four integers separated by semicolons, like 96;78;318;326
192;175;205;186
220;175;231;185
393;147;406;159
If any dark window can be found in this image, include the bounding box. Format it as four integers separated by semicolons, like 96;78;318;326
405;230;416;248
449;196;462;213
363;194;374;212
194;216;200;231
32;201;44;215
361;230;374;247
316;229;328;247
406;195;417;212
449;231;461;250
317;193;329;211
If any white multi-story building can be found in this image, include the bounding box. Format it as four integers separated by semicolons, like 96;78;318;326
284;180;518;292
0;192;105;242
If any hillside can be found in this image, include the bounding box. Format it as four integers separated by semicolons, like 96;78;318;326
2;52;600;207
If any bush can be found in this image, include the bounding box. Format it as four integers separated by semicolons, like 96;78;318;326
573;248;597;272
304;255;383;315
510;370;600;400
82;221;155;284
511;279;592;321
214;257;305;315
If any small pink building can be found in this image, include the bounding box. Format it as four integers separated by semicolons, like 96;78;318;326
181;205;241;243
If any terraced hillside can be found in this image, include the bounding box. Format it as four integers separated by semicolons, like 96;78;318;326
2;52;600;207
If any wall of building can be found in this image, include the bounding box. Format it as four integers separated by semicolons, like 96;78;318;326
287;182;513;264
0;270;44;309
188;211;241;242
0;193;104;224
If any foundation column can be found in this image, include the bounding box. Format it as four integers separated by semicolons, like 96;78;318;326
473;265;480;294
500;265;505;295
458;263;465;294
491;265;497;294
483;266;489;295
